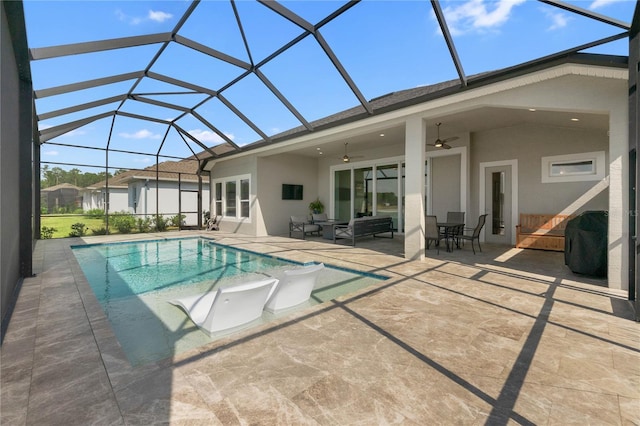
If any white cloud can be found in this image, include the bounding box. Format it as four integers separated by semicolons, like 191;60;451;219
118;129;161;139
188;129;234;144
43;150;59;156
544;10;571;31
590;0;620;10
148;10;173;23
115;8;172;25
442;0;527;35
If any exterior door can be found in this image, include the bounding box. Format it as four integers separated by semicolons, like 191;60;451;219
484;165;512;244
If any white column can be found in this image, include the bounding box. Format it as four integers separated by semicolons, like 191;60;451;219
608;100;629;291
404;116;426;260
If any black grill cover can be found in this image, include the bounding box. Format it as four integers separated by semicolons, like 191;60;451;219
564;211;607;277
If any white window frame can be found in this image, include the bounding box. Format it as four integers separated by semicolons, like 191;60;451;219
541;151;605;183
212;174;251;221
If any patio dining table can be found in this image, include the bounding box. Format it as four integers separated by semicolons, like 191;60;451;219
437;222;465;252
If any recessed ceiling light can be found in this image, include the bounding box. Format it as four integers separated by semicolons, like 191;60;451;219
316;147;321;150
380;133;385;137
571;118;580;122
528;108;536;112
318;151;323;155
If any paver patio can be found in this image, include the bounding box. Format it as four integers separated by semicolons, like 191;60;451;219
2;231;638;425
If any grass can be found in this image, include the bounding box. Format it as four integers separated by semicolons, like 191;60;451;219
41;215;106;238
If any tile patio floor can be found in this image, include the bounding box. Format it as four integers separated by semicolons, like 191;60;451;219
1;231;638;425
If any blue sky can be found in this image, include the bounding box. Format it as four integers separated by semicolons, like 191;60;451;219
22;0;636;174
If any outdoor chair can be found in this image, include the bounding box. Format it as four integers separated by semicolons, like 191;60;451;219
445;211;465;248
460;214;488;254
289;215;321;239
264;263;325;313
311;213;328;223
425;215;447;254
169;278;278;335
206;214;220;231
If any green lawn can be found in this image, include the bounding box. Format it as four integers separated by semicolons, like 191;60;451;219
41;215;105;238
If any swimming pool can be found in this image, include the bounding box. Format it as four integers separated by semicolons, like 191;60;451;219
72;237;386;366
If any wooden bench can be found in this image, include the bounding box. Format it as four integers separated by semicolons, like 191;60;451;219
515;213;574;251
333;216;394;246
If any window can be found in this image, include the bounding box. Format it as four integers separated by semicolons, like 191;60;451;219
240;179;249;218
212;175;250;220
550;160;594;176
541;151;605;183
226;181;236;217
214;182;222;216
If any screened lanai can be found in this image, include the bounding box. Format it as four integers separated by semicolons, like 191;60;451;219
2;1;639;325
2;2;640;423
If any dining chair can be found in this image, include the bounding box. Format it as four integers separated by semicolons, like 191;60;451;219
460;214;488;254
446;212;465;248
425;215;447;254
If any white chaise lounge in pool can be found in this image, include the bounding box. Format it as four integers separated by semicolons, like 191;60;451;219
264;263;325;313
169;278;278;335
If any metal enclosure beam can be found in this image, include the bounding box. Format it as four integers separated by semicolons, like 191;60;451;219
630;4;640;320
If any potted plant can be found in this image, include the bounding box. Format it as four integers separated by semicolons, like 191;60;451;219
309;198;324;214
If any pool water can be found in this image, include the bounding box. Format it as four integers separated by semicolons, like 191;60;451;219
72;237;386;366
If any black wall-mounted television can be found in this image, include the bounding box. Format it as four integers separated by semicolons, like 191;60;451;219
282;184;303;200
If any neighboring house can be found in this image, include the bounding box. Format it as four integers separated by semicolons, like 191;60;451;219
200;53;629;293
40;183;82;213
81;159;210;227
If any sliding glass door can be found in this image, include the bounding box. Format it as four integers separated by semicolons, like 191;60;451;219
376;164;399;230
333;161;404;231
334;169;351;221
354;167;373;217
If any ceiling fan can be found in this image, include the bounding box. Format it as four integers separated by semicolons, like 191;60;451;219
427;122;459;149
341;142;363;163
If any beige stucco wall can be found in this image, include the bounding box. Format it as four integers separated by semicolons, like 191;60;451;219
258;154;319;237
207;153;319;236
469;123;609;221
431;154;462;220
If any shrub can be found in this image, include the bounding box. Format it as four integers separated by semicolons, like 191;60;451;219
152;215;168;232
170;214;186;227
85;208;104;219
41;226;56;239
91;227;107;235
137;217;152;233
109;211;136;234
68;222;87;237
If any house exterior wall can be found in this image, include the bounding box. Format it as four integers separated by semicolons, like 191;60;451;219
258;154;319;236
209;155;257;235
468;124;609;222
1;3;23;329
104;188;128;214
431;154;462;220
204;64;629;291
131;180;209;226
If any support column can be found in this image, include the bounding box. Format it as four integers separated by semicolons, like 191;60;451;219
609;100;629;291
404;116;426;260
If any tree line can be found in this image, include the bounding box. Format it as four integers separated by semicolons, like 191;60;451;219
40;165;126;189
